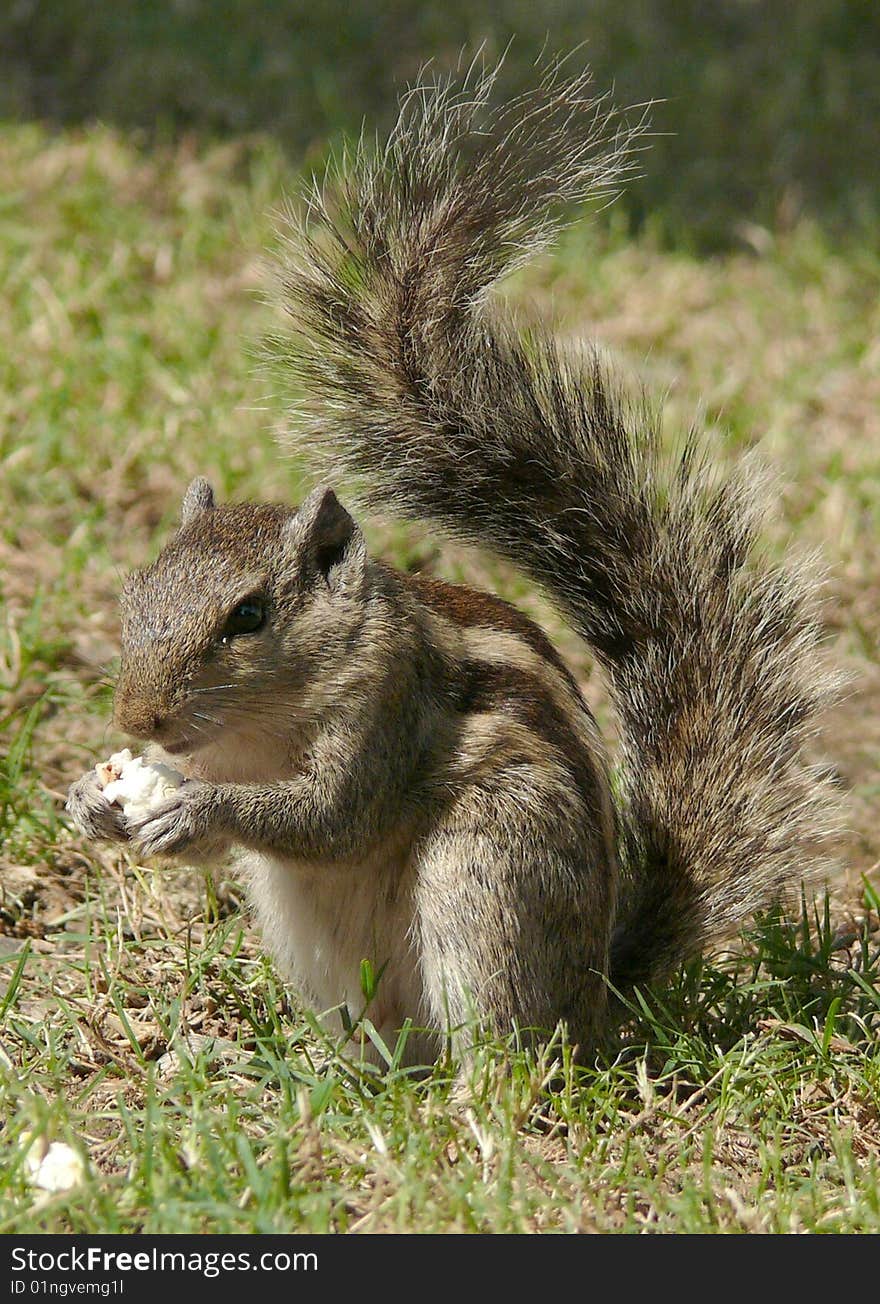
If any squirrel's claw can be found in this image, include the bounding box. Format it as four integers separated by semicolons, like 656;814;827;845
65;770;130;845
127;780;215;858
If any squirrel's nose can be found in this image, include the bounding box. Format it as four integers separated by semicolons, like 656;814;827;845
113;694;170;741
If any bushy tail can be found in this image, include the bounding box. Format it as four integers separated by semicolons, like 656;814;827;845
268;59;840;992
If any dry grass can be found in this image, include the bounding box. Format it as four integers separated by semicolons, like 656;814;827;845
0;124;878;1233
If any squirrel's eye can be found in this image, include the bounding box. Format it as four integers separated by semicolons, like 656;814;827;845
221;599;265;641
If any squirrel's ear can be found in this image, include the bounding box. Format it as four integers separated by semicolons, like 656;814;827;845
181;477;216;526
287;485;366;588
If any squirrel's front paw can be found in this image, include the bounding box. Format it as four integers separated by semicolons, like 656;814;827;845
127;780;220;858
66;771;130;844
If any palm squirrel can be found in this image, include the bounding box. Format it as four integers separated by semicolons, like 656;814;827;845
67;64;838;1066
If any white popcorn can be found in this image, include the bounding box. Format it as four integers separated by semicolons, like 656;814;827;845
96;749;185;821
23;1137;86;1193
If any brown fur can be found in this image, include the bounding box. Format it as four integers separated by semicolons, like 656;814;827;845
68;63;840;1064
69;484;617;1062
406;573;582;695
269;61;841;992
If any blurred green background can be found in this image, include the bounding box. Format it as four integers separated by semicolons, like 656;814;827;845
1;0;877;248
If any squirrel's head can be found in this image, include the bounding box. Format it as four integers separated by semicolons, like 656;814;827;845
114;478;372;763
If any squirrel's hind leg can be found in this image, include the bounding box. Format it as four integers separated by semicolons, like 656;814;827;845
414;818;614;1061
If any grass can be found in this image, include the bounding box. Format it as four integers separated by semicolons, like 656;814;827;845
4;1;879;247
1;121;879;1233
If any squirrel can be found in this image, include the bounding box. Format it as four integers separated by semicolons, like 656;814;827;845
66;63;839;1067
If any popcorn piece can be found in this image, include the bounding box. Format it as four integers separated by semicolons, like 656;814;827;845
95;748;133;789
99;752;185;820
23;1137;86;1193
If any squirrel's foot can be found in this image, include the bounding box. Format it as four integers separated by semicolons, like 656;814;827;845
127;779;221;859
65;770;131;844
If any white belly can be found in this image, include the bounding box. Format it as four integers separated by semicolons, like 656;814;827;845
237;847;435;1064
